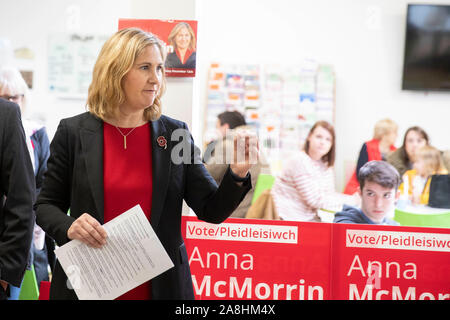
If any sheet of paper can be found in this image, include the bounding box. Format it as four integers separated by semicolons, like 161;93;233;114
55;204;174;300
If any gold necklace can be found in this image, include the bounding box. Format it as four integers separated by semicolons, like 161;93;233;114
115;126;138;150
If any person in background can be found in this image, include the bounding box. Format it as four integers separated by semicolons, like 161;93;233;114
334;161;400;225
205;111;269;218
0;98;35;300
387;126;429;177
0;67;53;298
271;120;360;222
165;22;196;69
399;145;448;205
344;118;397;195
35;28;257;300
203;111;246;163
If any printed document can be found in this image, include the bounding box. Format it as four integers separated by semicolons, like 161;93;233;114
55;205;174;300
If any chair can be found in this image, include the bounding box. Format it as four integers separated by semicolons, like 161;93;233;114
18;265;39;300
251;174;275;204
246;189;279;220
394;208;450;228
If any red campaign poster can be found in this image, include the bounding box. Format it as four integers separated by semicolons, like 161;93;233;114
182;216;450;300
182;216;332;300
331;223;450;300
118;19;197;77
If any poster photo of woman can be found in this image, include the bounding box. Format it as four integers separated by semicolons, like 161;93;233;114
119;19;197;77
165;22;196;70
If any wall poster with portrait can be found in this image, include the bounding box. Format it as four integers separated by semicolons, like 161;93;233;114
118;19;198;78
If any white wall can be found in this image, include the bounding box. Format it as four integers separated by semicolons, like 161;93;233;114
195;0;450;190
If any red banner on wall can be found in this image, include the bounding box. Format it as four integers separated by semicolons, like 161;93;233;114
181;216;450;300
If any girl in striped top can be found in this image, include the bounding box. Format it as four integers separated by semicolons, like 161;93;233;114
271;121;360;222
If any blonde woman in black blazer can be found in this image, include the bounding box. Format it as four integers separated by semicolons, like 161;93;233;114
35;28;257;300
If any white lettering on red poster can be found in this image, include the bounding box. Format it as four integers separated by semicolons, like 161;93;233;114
182;217;450;300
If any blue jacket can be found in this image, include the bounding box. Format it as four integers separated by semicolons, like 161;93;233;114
30;126;50;194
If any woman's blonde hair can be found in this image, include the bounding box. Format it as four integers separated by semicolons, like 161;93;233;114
373;118;398;140
416;145;445;176
87;28;166;121
167;22;196;51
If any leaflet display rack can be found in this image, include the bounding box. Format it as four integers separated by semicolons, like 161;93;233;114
204;61;335;174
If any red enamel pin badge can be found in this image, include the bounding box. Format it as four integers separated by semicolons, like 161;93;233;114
157;136;167;149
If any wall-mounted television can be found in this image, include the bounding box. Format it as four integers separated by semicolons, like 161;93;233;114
402;4;450;91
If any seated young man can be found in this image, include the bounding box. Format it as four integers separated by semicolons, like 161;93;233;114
334;160;400;225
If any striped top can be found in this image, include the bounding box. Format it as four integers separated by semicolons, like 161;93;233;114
271;151;357;222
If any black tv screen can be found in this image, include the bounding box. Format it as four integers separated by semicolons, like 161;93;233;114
402;4;450;91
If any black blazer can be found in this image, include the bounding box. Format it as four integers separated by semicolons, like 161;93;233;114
165;51;196;69
35;112;251;300
0;99;35;287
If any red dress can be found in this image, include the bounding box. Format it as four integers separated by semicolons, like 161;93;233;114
103;122;152;300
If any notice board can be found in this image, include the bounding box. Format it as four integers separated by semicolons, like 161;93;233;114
48;33;108;96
